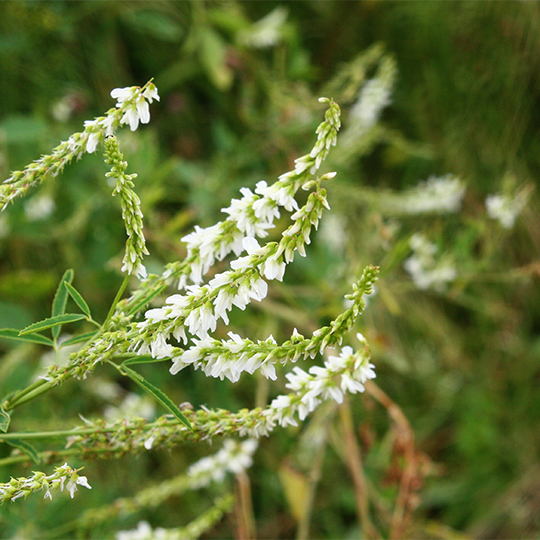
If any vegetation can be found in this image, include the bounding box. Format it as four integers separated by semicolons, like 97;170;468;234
0;2;539;538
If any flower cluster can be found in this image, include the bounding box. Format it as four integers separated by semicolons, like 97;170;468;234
337;52;397;161
134;175;337;364
0;81;159;210
115;495;233;540
105;136;149;279
24;193;55;221
404;233;457;291
62;329;376;457
40;330;127;384
349;62;394;134
387;174;466;215
486;189;529;229
163;99;340;290
239;6;288;48
0;463;91;504
264;333;375;429
187;438;258;488
165;265;378;383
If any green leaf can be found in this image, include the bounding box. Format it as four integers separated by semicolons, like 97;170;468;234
0;409;10;433
51;269;74;340
19;314;86;336
59;331;99;348
199;27;233;91
124;10;184;41
127;285;167;316
119;364;191;430
0;328;54;346
122;355;169;366
64;282;92;318
5;439;40;464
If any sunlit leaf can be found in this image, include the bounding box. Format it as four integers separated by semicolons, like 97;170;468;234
5;439;40;464
119;364;191;430
127;284;167;317
65;282;92;318
0;328;54;346
59;331;99;348
51;269;74;340
19;314;86;336
0;409;10;433
122;355;169;366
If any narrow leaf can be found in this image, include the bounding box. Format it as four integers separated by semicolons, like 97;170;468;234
19;314;86;336
122;355;169;366
0;409;10;433
127;285;167;316
52;269;74;339
5;439;40;464
119;364;191;430
64;282;92;318
59;331;99;348
0;328;54;346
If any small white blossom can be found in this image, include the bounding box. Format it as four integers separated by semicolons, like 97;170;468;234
391;175;466;215
65;474;92;499
404;233;457;292
0;464;91;504
24;193;55;221
187;439;258;488
486;190;528;229
239;6;288;48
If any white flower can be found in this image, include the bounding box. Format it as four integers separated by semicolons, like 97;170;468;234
110;85;159;132
121;106;141;131
185;302;217;338
240;6;288;48
150;333;175;359
261;255;285;281
213;288;234;324
285;366;311;392
187;439;258;488
255;180;299;212
99;115;116;137
110;87;135;103
84;120;100;153
259;361;277;380
24;194;55;221
404;233;457;292
64;473;92;499
142;84;160;103
486;190;528;229
116;521;153;540
350;76;392;132
223;188;272;237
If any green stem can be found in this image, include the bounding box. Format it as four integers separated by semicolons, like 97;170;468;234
0;449;80;467
103;274;130;328
0;428;96;441
2;379;50;412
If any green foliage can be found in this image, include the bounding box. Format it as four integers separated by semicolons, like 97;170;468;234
0;1;539;539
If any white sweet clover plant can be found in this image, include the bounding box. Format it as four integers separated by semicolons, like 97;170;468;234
0;81;378;528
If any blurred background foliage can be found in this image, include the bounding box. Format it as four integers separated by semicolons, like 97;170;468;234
1;1;540;538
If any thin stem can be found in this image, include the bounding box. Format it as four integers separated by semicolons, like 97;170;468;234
103;274;130;328
0;427;98;440
2;379;50;412
296;427;328;540
0;449;80;467
338;397;379;539
365;381;417;540
234;471;256;540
